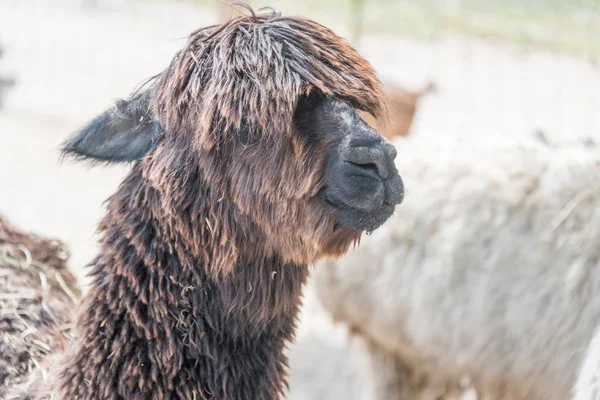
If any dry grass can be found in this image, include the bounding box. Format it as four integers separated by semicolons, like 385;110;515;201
0;216;80;398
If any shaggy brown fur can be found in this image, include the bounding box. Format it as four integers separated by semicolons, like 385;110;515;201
13;7;391;400
360;81;435;140
0;216;79;398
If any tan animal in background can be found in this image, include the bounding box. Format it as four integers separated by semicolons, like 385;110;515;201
360;81;436;140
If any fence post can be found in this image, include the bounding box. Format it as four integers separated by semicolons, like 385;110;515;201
350;0;365;44
217;1;232;23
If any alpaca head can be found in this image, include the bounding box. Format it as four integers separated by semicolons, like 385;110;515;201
62;8;403;272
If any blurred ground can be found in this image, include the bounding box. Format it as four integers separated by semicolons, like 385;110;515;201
0;0;598;398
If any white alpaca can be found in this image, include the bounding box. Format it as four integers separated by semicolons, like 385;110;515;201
316;136;600;400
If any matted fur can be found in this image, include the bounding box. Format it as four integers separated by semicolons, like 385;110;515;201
6;7;393;400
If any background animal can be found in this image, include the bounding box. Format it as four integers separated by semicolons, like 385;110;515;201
360;81;436;140
7;8;403;400
315;135;600;400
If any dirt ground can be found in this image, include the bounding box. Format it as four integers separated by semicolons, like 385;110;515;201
0;0;598;398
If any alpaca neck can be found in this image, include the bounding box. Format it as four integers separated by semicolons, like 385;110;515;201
57;166;310;400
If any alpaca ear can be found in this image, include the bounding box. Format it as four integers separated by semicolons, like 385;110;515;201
62;91;160;163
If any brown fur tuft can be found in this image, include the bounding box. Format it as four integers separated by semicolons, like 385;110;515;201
152;10;387;151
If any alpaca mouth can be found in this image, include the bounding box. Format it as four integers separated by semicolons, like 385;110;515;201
322;188;399;232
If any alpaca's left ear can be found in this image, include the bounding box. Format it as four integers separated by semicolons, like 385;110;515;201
62;91;160;163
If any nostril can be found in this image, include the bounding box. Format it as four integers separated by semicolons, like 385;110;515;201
346;160;388;179
349;162;379;174
345;146;393;179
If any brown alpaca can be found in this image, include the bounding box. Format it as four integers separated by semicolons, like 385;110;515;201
11;7;403;400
